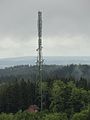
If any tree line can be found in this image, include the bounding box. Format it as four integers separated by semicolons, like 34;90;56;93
0;64;90;84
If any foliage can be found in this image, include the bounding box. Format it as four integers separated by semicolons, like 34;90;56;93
49;80;90;118
0;112;68;120
72;105;90;120
0;79;89;117
0;113;13;120
43;113;68;120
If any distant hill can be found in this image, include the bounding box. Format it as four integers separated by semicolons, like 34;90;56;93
0;56;90;68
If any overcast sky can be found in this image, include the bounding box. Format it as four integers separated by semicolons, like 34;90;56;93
0;0;90;58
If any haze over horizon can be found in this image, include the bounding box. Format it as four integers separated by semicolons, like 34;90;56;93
0;0;89;58
0;56;90;69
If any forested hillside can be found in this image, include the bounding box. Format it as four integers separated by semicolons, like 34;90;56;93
0;64;90;83
0;64;90;120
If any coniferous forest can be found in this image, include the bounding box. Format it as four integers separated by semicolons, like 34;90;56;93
0;65;89;120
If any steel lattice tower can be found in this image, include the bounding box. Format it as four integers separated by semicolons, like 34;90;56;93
36;11;43;111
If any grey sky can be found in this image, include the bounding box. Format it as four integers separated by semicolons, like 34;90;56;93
0;0;90;58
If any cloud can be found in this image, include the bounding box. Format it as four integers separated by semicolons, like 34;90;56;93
43;35;90;56
0;0;89;57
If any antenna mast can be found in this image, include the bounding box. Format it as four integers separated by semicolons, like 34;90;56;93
37;11;43;111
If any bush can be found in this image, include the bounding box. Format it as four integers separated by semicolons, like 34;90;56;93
0;113;13;120
0;112;68;120
72;110;89;120
42;113;68;120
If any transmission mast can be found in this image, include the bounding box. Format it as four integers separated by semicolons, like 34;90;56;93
36;11;43;111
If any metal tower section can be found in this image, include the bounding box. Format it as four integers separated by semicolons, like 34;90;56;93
37;11;43;111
